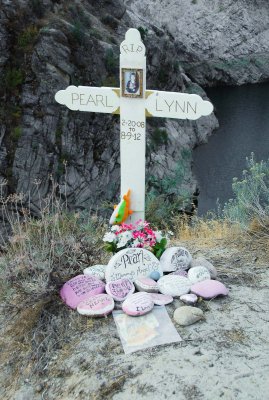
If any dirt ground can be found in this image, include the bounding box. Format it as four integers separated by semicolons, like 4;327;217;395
4;238;269;400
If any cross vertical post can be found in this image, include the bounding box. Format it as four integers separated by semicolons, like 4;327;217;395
119;29;146;223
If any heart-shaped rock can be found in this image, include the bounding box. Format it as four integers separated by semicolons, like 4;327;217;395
77;294;114;316
105;278;135;301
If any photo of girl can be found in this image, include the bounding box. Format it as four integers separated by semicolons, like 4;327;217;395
122;68;143;98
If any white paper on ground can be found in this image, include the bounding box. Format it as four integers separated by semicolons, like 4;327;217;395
113;306;182;354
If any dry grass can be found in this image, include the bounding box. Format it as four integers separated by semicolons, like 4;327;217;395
172;215;242;246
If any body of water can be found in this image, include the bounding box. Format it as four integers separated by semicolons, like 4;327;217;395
193;82;269;215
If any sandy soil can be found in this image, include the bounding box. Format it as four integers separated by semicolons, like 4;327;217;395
7;239;269;400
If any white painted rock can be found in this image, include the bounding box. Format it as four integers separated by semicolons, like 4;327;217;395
60;274;105;309
191;257;217;279
83;264;106;280
105;248;162;282
122;292;154;316
105;278;135;301
180;293;198;305
77;294;114;316
191;279;229;299
157;275;191;297
150;293;174;306
160;247;192;272
134;277;159;293
174;306;204;326
188;266;211;284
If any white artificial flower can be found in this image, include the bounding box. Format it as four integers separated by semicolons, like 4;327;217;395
120;231;132;241
155;231;163;243
111;225;120;232
168;230;174;236
130;238;139;247
103;232;116;242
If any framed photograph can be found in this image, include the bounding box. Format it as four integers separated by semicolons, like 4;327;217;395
121;68;143;98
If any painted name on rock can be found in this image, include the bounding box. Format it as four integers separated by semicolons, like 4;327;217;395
158;275;191;297
122;292;154;316
105;278;135;301
60;274;105;309
105;248;163;282
77;294;114;316
160;247;192;272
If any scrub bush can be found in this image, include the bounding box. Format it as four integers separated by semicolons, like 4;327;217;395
223;153;269;235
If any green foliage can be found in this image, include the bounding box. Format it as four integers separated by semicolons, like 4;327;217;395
10;126;22;142
146;149;193;228
223;153;269;232
4;68;24;90
150;128;168;148
138;26;148;41
153;237;167;258
105;48;118;75
18;26;39;50
72;21;85;45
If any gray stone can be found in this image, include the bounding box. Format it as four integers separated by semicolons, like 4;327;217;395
173;306;204;326
191;257;217;279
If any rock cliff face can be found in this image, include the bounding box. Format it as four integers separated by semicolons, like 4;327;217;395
0;0;218;229
126;0;269;86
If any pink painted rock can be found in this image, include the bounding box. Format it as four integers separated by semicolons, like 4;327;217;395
77;294;114;316
105;278;135;301
60;274;105;309
180;293;198;305
134;277;159;293
150;293;174;306
191;279;229;299
122;292;154;316
169;269;188;277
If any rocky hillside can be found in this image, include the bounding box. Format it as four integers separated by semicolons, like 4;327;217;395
126;0;269;86
0;0;218;232
2;0;268;228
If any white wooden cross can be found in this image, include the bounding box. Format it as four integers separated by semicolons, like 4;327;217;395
55;28;213;223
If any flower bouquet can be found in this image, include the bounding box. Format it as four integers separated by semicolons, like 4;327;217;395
103;220;173;259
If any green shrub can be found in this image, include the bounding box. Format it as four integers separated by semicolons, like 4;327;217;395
4;68;24;90
104;48;118;75
138;26;148;41
223;153;269;233
150;128;168;148
10;126;22;142
72;21;85;45
18;26;39;50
